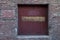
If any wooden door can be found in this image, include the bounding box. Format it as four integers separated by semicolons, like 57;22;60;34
18;5;48;35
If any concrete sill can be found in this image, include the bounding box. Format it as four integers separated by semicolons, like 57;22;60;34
16;35;49;38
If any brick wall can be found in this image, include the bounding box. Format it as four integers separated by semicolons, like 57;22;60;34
0;0;60;40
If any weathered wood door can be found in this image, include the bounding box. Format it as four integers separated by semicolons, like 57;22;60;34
18;5;48;35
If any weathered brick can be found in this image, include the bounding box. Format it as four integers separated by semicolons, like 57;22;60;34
1;10;15;18
0;0;60;40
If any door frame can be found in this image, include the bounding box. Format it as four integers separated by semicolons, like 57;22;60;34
16;4;49;38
